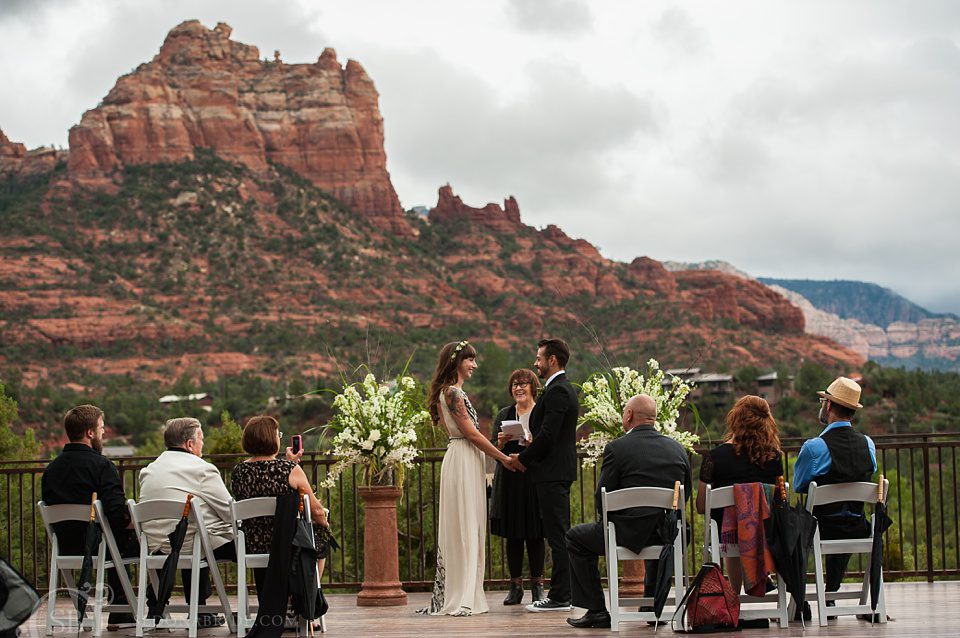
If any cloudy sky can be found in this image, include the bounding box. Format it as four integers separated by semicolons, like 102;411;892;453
2;0;958;314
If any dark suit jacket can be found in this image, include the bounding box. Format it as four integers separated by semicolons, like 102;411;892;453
41;443;131;552
517;373;579;484
596;426;692;554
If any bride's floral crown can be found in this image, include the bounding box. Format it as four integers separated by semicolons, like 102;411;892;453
450;340;470;361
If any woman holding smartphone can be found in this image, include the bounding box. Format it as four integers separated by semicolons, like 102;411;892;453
489;368;546;605
231;416;333;582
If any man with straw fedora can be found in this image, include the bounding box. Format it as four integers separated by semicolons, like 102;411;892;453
793;377;877;596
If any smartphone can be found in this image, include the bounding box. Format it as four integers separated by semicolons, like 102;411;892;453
291;434;302;454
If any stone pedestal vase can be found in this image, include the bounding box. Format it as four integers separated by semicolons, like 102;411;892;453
356;485;407;606
620;560;646;598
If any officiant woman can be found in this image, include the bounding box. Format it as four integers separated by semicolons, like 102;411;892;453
489;368;546;605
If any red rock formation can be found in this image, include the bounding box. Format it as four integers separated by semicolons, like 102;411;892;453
428;184;523;233
0;128;67;177
67;20;408;234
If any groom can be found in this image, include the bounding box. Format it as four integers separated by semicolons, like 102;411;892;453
510;338;579;612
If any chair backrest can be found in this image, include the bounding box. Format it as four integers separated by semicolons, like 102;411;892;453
601;485;685;543
230;497;277;539
805;479;889;511
704;481;791;515
37;501;96;555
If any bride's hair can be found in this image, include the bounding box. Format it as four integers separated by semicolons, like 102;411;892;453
427;340;478;424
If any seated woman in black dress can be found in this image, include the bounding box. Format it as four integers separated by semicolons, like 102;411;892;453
696;395;783;595
489;368;546;605
232;416;332;585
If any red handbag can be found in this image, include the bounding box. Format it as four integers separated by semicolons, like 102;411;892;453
672;562;741;633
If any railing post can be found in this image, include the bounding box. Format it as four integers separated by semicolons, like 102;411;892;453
923;436;934;582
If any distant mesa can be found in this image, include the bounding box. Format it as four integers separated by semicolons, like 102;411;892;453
60;19;409;235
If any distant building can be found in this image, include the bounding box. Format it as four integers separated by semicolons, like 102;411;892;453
102;445;136;458
158;392;214;412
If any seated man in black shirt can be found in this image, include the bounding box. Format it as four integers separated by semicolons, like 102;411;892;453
41;404;136;628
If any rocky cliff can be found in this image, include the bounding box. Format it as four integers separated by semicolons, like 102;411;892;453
769;285;960;370
66;21;408;235
0;22;866;389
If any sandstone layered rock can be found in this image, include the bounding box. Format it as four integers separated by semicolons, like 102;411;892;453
769;284;960;369
428;184;523;233
67;20;408;234
0;128;67;177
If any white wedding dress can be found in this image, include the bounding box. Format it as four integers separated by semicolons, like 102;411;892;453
421;386;489;616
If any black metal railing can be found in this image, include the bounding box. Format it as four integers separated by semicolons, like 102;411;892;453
1;432;958;592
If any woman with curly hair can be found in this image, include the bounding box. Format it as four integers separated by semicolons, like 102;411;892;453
696;395;783;594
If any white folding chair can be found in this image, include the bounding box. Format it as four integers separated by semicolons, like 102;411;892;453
602;483;686;632
37;500;137;637
806;478;890;626
128;496;235;638
702;483;789;627
231;497;275;635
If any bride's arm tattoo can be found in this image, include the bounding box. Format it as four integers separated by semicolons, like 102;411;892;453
445;389;470;420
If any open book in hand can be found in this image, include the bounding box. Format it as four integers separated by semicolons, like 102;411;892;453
499;420;525;441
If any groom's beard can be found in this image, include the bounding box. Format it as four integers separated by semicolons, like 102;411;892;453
91;436;104;454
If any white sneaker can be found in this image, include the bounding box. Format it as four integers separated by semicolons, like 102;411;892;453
525;598;572;612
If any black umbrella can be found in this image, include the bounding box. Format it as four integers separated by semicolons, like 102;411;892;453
765;476;817;627
0;556;41;634
651;481;682;629
289;492;321;625
869;476;893;618
147;494;194;619
75;492;102;627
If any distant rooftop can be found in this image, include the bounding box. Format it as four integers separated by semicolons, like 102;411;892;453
159;392;209;403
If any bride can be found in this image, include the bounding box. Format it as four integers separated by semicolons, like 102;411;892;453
419;340;516;616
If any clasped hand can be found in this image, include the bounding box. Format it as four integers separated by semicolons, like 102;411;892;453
501;453;526;472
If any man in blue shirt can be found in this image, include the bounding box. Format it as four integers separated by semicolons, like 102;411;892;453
793;377;876;596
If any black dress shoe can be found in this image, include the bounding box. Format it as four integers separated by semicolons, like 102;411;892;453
566;610;611;629
503;581;524;605
531;582;545;603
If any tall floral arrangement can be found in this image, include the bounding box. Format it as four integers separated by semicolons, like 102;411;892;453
578;359;699;467
320;373;429;488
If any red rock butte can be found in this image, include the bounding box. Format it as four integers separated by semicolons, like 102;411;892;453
66;20;409;235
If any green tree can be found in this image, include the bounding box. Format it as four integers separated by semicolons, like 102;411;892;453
205;409;244;455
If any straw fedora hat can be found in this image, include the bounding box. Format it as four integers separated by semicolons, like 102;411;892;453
817;376;863;410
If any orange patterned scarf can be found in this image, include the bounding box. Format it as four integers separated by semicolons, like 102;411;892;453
719;482;776;596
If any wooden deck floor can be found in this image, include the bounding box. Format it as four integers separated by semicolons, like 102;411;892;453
23;582;960;638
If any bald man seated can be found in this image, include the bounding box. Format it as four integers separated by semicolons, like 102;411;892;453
565;394;692;629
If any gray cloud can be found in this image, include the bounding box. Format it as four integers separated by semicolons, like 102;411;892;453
370;48;658;217
504;0;592;35
653;7;707;56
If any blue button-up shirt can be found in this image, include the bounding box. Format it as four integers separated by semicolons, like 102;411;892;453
793;421;877;493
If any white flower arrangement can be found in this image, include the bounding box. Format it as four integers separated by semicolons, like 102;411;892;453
320;373;428;488
578;359;700;467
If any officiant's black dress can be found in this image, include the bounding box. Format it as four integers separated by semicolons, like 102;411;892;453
489;405;543;539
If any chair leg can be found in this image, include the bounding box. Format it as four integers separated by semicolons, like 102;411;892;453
45;553;59;636
319;615;327;633
136;546;148;638
812;533;828;627
606;526;620;632
188;542;201;638
877;570;887;623
776;574;789;627
237;563;247;636
92;545;107;637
